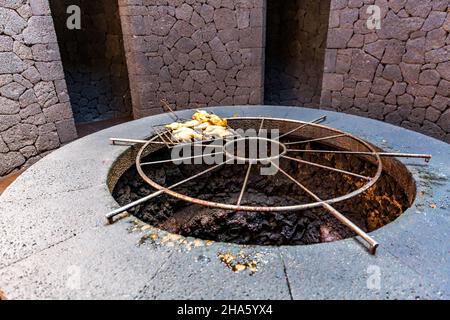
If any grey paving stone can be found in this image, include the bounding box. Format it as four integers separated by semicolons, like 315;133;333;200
0;106;449;299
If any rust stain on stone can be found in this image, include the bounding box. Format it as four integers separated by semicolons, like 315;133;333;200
0;289;7;300
132;218;215;251
217;251;260;274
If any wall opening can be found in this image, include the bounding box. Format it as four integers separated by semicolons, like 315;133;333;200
49;0;132;123
264;0;331;107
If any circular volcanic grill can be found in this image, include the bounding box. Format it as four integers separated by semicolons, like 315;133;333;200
137;117;383;212
108;115;431;254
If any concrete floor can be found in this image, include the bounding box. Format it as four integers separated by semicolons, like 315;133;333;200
0;172;22;197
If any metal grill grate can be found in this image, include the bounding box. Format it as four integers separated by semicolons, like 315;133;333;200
106;111;431;254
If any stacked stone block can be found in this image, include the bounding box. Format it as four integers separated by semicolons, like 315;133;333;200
118;0;265;118
0;0;77;176
321;0;450;143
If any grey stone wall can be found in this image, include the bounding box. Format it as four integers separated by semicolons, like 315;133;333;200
2;0;449;178
0;0;77;177
50;0;132;123
265;0;330;107
321;0;450;143
118;0;265;118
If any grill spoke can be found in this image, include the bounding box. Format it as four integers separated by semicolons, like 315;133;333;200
110;137;154;145
141;151;225;166
236;164;253;207
284;133;349;145
271;161;379;254
277;115;326;140
287;149;432;162
236;119;265;207
106;159;231;223
282;155;372;181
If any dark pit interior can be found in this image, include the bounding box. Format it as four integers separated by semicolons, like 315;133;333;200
110;120;416;246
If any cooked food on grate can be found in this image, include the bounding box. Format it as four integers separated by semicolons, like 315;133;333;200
172;127;203;142
165;110;232;142
193;110;228;127
165;120;200;131
203;125;233;138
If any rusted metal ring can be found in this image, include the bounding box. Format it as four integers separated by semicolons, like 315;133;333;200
222;136;288;164
135;117;383;212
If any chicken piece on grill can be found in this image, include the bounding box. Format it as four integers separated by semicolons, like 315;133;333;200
172;127;202;142
208;114;228;127
165;120;200;130
165;110;231;142
192;110;228;127
165;122;182;131
204;125;233;138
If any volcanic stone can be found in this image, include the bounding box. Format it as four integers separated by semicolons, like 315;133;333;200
31;43;61;62
2;123;38;151
152;16;176;36
425;46;450;64
350;51;378;81
419;70;441;86
327;29;353;49
0;82;26;100
214;8;237;30
0;35;13;52
199;4;214;23
35;131;60;152
0;52;25;74
405;0;432;18
175;4;193;22
403;38;425;64
19;145;37;158
422;11;446;31
383;65;403;82
436;61;450;81
426;28;447;50
322;73;344;91
0;152;25;175
19;103;41;119
432;95;450;111
0;7;27;35
23;16;57;44
400;63;420;84
175;38;196;54
35;62;65;81
371;78;393;96
425;107;441;122
0;96;20;115
0;113;20;131
436;80;450;97
43;103;73;123
437;110;450;131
